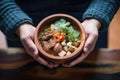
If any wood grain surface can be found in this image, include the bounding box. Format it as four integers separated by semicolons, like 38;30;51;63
0;48;120;80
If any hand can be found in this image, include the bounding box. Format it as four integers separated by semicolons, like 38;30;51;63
16;23;59;68
62;19;101;67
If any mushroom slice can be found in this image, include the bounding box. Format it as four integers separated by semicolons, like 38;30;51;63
53;43;62;55
41;41;50;51
72;42;81;47
48;38;57;49
68;46;75;53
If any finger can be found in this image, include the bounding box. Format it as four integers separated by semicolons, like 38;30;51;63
35;56;54;68
24;39;47;65
62;33;98;67
83;33;98;54
53;63;59;67
21;36;59;68
37;57;59;68
62;53;85;67
21;36;38;56
21;37;51;66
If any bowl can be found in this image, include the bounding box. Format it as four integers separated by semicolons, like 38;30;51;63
34;14;86;63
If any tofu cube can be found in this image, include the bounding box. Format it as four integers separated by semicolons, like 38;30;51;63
58;50;66;57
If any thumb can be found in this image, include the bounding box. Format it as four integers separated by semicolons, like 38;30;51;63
21;36;39;57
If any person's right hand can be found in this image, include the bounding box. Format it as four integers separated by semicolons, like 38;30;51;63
16;23;59;68
62;19;101;67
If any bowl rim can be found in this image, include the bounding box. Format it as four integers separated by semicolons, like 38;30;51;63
34;13;86;60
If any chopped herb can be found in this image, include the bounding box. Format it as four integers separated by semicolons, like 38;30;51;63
54;18;80;42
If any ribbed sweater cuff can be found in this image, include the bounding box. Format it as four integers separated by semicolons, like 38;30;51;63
0;0;33;41
82;9;109;31
82;0;119;32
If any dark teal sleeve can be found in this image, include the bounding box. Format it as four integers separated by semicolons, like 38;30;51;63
82;0;120;31
0;0;33;41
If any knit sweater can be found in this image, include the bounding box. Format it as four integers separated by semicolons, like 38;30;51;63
0;0;33;41
0;0;119;41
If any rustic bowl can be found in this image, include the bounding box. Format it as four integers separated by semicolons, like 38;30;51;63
34;14;86;64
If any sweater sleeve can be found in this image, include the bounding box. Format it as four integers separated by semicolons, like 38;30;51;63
82;0;120;31
0;0;33;41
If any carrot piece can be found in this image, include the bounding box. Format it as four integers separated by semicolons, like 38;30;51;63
53;32;65;42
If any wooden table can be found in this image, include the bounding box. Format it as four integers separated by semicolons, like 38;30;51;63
0;48;120;80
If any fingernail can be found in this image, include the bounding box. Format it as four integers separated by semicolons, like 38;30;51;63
84;48;88;53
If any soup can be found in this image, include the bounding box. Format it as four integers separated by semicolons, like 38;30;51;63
39;18;81;57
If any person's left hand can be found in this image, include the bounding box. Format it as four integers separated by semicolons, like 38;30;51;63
62;19;101;67
16;23;59;68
